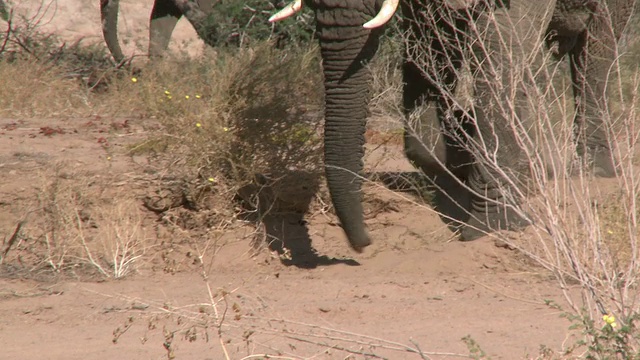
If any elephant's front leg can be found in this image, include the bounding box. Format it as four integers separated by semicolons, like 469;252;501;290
402;2;476;227
461;0;556;241
402;2;474;180
569;6;620;178
101;0;126;63
149;0;184;58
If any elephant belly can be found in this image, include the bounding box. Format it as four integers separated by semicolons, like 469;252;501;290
545;0;597;56
547;12;591;37
547;0;598;36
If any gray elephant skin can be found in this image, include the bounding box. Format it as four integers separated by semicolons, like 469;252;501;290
272;0;635;251
100;0;216;62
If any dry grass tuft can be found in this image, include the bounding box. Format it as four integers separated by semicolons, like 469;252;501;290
0;59;93;117
1;164;149;279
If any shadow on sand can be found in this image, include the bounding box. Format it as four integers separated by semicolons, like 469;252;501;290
238;169;473;267
237;172;360;269
366;171;471;235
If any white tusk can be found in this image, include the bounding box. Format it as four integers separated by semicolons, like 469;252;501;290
363;0;399;29
269;0;303;22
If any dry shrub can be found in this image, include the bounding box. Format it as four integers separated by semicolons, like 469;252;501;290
0;59;93;117
0;0;120;94
106;44;326;250
0;21;327;268
368;33;404;125
2;165;150;279
99;42;323;178
224;44;325;217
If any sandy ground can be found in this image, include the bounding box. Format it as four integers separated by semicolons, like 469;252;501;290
0;1;595;359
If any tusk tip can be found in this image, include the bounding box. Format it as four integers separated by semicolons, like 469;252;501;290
269;0;303;23
362;21;382;29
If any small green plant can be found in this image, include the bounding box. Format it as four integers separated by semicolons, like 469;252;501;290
575;313;640;359
462;335;490;359
543;300;640;359
0;0;9;22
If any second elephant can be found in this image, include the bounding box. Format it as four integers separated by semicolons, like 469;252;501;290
100;0;216;63
270;0;634;250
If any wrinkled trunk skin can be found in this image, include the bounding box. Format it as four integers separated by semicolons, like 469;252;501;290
313;0;384;251
100;0;125;63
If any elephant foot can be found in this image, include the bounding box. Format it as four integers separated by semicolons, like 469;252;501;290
590;149;617;178
345;229;371;253
576;145;618;178
432;174;472;232
460;204;531;241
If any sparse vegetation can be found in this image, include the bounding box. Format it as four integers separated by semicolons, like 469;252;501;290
0;0;330;280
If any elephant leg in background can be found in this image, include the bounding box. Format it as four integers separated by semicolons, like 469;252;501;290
172;0;219;49
401;2;475;227
402;3;474;179
101;0;218;62
101;0;126;63
569;10;619;178
460;0;556;241
149;0;184;58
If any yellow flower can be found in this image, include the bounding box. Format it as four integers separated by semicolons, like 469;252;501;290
196;123;202;128
166;95;172;100
185;95;190;99
107;156;112;161
195;94;202;99
223;127;229;132
164;90;170;95
607;229;614;235
603;314;617;327
131;77;138;83
208;177;216;183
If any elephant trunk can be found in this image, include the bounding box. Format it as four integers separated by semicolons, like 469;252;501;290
315;0;382;251
100;0;125;63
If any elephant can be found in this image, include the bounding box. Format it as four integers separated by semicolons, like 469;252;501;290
100;0;217;63
270;0;635;251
